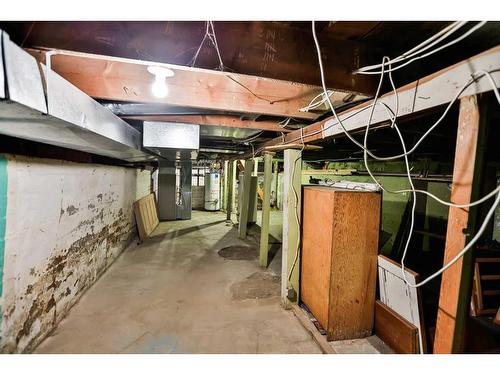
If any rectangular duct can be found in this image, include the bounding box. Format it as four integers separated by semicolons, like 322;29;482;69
0;30;156;163
0;30;5;99
143;121;199;161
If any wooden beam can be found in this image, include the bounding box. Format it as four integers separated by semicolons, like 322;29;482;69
225;160;234;222
238;159;254;239
122;115;293;133
28;48;364;120
281;148;302;308
259;152;274;268
259;45;500;151
433;95;487;353
13;21;378;94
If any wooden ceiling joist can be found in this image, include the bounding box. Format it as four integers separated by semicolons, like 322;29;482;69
28;48;364;121
122;115;293;133
11;21;379;94
258;45;500;152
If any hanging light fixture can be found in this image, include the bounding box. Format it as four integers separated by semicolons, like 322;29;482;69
147;66;175;98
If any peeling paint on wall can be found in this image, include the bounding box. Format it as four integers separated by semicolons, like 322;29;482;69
0;155;7;342
0;154;151;353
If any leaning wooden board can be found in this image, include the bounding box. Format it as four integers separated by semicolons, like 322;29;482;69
134;193;159;242
378;255;427;353
375;300;419;354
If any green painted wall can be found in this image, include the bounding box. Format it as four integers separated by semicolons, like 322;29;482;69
301;161;452;254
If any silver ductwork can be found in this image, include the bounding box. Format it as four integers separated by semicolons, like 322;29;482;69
0;30;157;163
143;121;199;161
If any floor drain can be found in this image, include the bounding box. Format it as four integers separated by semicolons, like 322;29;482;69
218;245;257;260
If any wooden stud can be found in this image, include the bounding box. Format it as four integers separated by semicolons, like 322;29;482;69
273;160;279;209
222;160;229;212
433;95;488;354
238;159;254;239
226;159;234;223
259;152;274;268
281;148;302;308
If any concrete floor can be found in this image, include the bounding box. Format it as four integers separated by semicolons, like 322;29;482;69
35;210;321;354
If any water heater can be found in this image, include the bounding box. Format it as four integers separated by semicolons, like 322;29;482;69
204;172;221;211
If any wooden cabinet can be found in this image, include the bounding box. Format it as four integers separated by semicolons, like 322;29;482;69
300;186;381;341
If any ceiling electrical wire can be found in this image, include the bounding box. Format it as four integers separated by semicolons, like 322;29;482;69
355;21;487;75
311;20;500;209
299;90;335;112
309;20;500;297
353;21;467;74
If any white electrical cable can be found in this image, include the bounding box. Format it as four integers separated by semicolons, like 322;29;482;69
360;57;423;353
312;21;500;295
355;21;466;74
404;190;500;288
356;21;487;75
354;21;467;73
299;90;335;112
312;20;500;209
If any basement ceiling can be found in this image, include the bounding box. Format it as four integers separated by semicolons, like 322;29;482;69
1;21;499;160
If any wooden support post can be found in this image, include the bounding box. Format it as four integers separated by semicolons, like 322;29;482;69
433;95;488;353
223;160;229;212
253;157;259;176
231;161;237;214
260;152;274;268
238;159;254;239
274;160;279;209
281;149;302;308
226;160;234;223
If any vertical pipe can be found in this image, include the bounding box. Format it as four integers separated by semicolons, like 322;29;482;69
260;152;274;267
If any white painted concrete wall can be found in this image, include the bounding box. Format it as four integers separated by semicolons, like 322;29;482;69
0;154;150;353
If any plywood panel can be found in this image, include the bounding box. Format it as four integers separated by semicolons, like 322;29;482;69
328;190;380;340
301;188;335;329
375;300;418;354
134;193;159;242
378;255;426;353
300;186;381;341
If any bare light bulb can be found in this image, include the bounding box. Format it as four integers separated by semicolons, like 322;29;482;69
147;66;175;98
